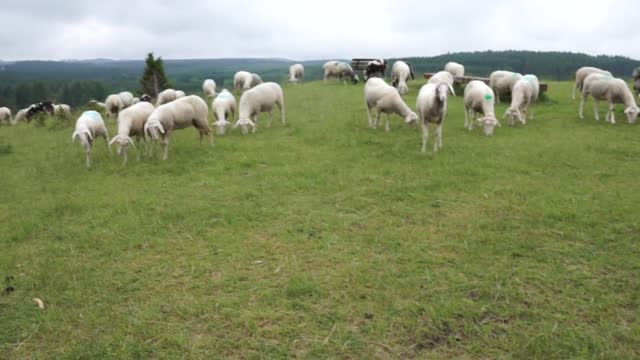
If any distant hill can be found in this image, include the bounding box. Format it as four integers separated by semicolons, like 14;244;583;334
1;51;639;109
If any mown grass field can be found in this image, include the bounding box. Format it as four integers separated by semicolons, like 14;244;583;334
1;80;639;359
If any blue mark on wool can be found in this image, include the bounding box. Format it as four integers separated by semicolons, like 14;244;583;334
82;111;102;121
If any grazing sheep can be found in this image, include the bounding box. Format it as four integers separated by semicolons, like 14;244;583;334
211;89;237;135
323;61;359;84
132;97;140;105
444;62;465;79
13;109;27;124
288;64;304;83
416;81;455;153
109;102;155;165
234;71;254;91
573;67;612;100
26;101;54;121
504;79;535;126
140;94;153;103
175;90;186;99
118;91;134;108
72;110;110;168
489;71;523;103
156;89;179;106
53;104;71;116
0;107;12;124
364;78;419;131
427;71;455;87
391;61;415;95
203;79;217;98
463;80;500;136
234;82;285;134
144;95;213;160
364;59;387;80
105;94;125;118
88;100;107;111
579;74;640;124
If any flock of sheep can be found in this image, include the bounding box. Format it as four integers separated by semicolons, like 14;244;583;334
1;60;639;167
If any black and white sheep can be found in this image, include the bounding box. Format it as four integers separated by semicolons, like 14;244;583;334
364;59;387;80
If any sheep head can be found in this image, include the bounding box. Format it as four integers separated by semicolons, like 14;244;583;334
109;135;135;155
624;105;640;124
404;112;419;125
213;119;231;135
234;118;255;135
477;116;500;136
504;107;524;125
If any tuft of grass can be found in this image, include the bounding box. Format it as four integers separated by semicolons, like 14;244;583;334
1;80;639;359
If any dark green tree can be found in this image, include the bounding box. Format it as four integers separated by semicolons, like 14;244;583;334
138;53;172;98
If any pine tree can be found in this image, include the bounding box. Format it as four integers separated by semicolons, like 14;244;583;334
138;53;172;98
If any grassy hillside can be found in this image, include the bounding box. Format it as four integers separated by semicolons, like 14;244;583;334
1;80;639;358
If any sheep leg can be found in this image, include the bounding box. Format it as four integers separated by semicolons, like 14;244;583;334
385;113;390;132
593;100;600;121
579;94;586;119
267;111;273;127
85;148;91;168
421;121;429;153
373;110;381;129
464;107;469;129
608;103;616;124
161;134;170;160
103;128;111;154
366;103;373;128
278;100;285;124
435;123;443;152
252;115;258;133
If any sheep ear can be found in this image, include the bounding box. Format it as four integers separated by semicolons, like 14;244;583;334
84;129;93;140
72;132;79;142
496;119;502;127
128;137;136;148
448;84;456;96
109;135;120;145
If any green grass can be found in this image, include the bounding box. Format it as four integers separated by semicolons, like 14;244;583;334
1;80;639;359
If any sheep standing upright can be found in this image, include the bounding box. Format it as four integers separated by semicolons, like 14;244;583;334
0;107;12;125
110;102;156;165
144;95;213;160
234;71;254;92
53;104;71;117
416;82;455;153
288;64;304;83
573;67;612;100
427;71;455;87
118;91;135;108
234;83;285;134
72;111;111;168
489;71;523;103
211;90;237;135
580;74;640;124
391;61;415;95
364;78;418;131
156;89;179;106
203;79;217;98
444;62;465;80
463;80;500;136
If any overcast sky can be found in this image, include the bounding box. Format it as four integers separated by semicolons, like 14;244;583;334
1;0;639;61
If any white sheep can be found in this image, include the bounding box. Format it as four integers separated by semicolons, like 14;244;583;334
12;109;27;124
144;95;213;160
53;104;71;116
444;62;465;79
573;67;612;100
427;71;455;87
132;97;140;105
251;73;263;87
71;110;111;168
504;79;535;126
156;89;179;106
416;82;455;153
323;61;359;84
364;78;419;131
118;91;134;108
0;107;12;125
234;82;285;134
105;94;125;118
88;100;107;112
234;71;253;91
109;102;155;165
289;64;304;83
489;71;523;103
391;61;415;95
211;89;237;135
463;80;500;136
175;90;186;99
579;74;640;124
203;79;217;98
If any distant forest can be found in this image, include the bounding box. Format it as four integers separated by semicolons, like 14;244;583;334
1;51;639;110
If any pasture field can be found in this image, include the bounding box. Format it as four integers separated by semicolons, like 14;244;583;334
1;80;639;359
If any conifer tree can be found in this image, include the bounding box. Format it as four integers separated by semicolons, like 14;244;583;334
138;52;172;98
